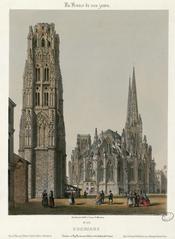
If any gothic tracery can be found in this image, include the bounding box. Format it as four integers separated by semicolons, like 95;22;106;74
36;112;49;147
70;68;156;195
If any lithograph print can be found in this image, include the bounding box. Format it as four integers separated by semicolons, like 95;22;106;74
8;10;167;216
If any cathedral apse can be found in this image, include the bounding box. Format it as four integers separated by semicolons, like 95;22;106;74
69;68;156;195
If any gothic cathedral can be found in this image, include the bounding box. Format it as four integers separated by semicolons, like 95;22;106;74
19;23;66;198
69;68;156;195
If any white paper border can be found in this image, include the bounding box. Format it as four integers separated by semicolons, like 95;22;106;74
0;1;175;238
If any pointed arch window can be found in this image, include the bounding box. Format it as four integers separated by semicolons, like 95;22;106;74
35;87;40;106
41;38;45;47
26;90;29;106
128;166;134;181
35;92;40;106
35;67;40;82
87;161;94;180
23;91;26;106
138;164;142;181
25;124;31;146
79;162;84;181
37;113;48;148
26;90;31;106
98;160;104;182
106;161;113;182
44;66;49;81
43;87;49;106
43;92;48;106
50;89;54;106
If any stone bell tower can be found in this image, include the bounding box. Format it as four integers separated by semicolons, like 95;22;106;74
124;67;143;191
19;23;66;198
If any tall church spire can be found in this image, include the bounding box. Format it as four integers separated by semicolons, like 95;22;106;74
94;128;98;143
126;76;132;126
131;67;139;124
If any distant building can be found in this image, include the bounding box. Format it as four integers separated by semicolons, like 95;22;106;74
69;68;157;195
9;98;30;208
155;166;167;194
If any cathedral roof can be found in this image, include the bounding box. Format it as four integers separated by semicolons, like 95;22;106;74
102;129;121;141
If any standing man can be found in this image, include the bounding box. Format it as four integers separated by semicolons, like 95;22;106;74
101;190;105;203
108;190;113;204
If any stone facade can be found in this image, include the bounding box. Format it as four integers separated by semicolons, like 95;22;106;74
69;130;125;195
14;154;29;204
8;98;16;208
69;68;157;195
19;23;66;198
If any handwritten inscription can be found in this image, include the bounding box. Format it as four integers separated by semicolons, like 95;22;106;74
64;2;110;9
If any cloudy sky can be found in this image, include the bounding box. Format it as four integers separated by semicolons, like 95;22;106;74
9;10;168;170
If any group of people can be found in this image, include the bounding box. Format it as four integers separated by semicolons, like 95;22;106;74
127;192;150;207
42;190;55;208
41;189;150;208
96;190;113;205
67;189;114;205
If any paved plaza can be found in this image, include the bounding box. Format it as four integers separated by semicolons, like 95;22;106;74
10;195;166;215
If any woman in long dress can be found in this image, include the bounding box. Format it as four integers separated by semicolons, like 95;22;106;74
42;190;48;208
128;196;133;207
127;192;133;207
96;192;102;205
49;190;55;208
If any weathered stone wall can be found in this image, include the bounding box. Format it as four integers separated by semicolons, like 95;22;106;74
8;98;16;208
35;150;48;197
14;155;28;204
23;149;33;198
35;149;56;197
